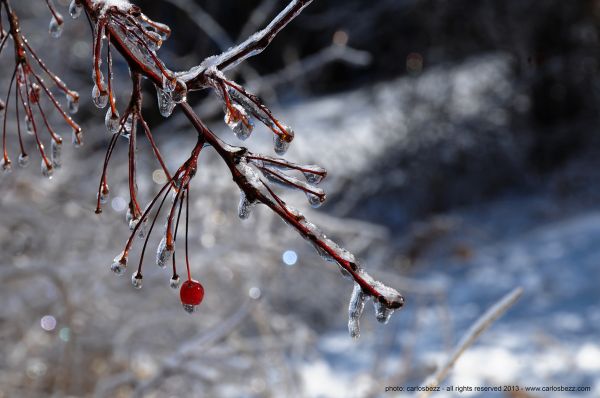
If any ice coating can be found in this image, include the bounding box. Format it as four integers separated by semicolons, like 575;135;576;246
348;283;367;339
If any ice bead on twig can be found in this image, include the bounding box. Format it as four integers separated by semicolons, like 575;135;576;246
131;272;143;289
225;103;254;140
92;82;108;109
105;109;120;134
156;236;173;269
49;14;63;38
169;275;180;289
238;191;255;219
18;153;29;168
41;160;53;179
156;86;175;117
67;93;79;114
51;139;62;169
69;0;82;19
111;252;127;275
348;283;367;339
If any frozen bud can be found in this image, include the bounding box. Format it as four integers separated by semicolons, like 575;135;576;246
49;15;64;38
105;109;120;134
92;83;108;109
156;236;173;269
51;138;62;169
111;253;127;275
69;0;82;19
18;153;29;168
41;160;54;179
131;273;143;289
169;274;181;289
67;93;79;114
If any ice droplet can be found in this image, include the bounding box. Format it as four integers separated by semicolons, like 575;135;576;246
156;236;173;269
41;160;53;179
373;300;394;324
305;191;325;208
131;273;143;289
67;93;79;114
18;153;29;168
169;275;180;289
156;87;175;117
25;115;34;135
182;303;196;313
111;252;127;275
273;128;293;155
92;83;108;109
171;79;187;103
161;75;176;93
237;191;255;220
97;189;109;205
49;15;63;38
1;158;12;173
144;30;162;51
51;139;62;169
71;127;83;147
105;109;120;134
69;0;82;19
302;165;327;184
348;283;367;339
225;103;254;141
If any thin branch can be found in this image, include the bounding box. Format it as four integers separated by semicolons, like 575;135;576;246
418;287;524;398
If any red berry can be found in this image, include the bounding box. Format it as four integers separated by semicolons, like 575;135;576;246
180;279;204;313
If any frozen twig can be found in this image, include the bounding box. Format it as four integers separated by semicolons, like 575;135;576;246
418;286;524;398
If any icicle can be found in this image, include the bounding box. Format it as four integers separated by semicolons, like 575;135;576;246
348;283;367;339
156;236;173;269
169;275;180;289
302;165;327;184
131;273;143;289
373;300;394;324
225;103;254;141
18;153;29;168
67;93;79;114
305;191;325;208
156;86;175;117
41;160;53;179
105;109;120;134
238;191;255;220
69;0;82;19
111;252;127;275
51;139;62;169
49;15;64;38
92;83;109;109
1;158;12;173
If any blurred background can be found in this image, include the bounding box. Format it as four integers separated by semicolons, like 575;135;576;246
1;0;600;396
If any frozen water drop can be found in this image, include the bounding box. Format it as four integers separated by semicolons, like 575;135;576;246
171;79;187;103
105;109;120;134
97;189;109;205
156;87;175;117
92;83;108;109
111;253;127;275
225;104;254;140
305;191;325;208
238;191;255;220
302;166;327;184
41;160;53;179
161;74;176;92
69;0;82;19
25;115;34;135
156;236;173;269
71;128;83;147
1;158;12;173
182;303;196;313
373;300;394;324
51;139;62;169
18;153;29;168
67;93;79;114
273;134;290;155
169;275;180;289
131;273;143;289
348;283;367;339
49;15;63;38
